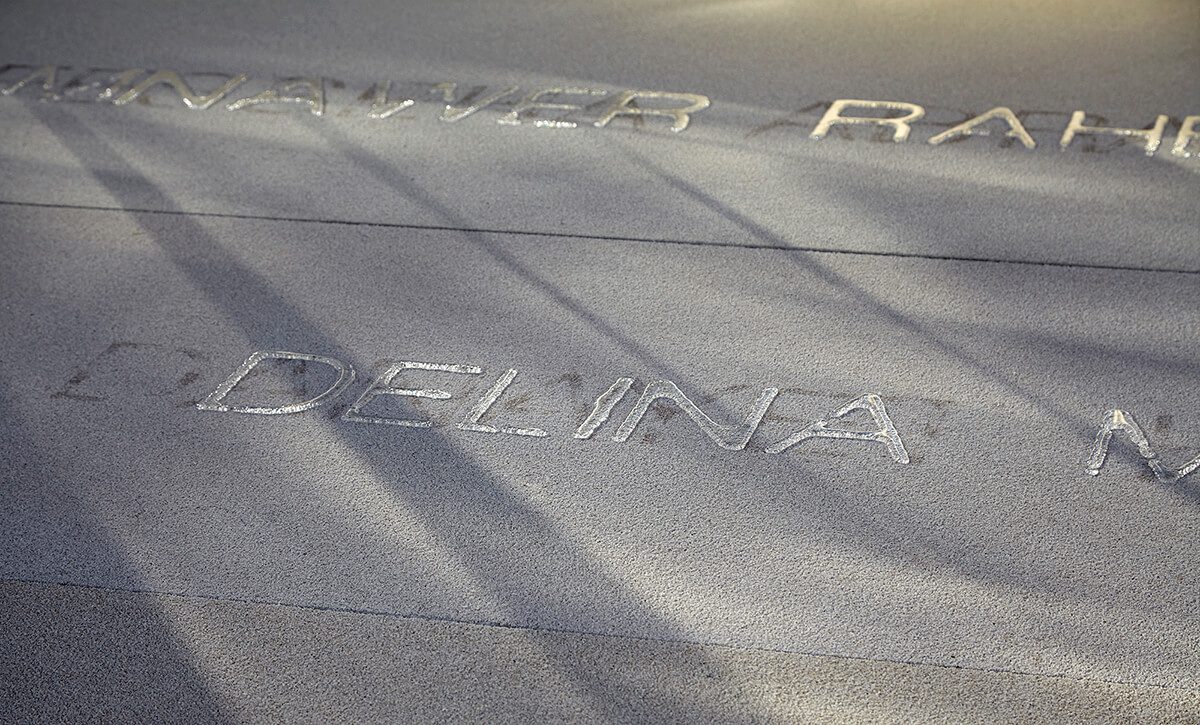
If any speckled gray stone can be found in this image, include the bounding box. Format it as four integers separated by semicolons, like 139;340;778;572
0;1;1197;720
3;580;1198;723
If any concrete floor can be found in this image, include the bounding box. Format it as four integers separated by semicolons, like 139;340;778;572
1;1;1197;721
4;580;1198;722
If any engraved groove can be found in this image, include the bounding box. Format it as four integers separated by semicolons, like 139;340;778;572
196;350;355;415
1087;409;1200;482
343;361;482;428
574;377;634;439
765;394;909;464
612;381;778;451
1;201;1197;277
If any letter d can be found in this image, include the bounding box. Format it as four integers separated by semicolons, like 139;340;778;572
196;350;355;414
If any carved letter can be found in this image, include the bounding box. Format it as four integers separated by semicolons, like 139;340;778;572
0;64;57;97
1171;116;1200;159
227;77;325;116
431;82;519;122
765;394;909;463
458;369;548;437
592;90;711;132
1060;111;1168;156
928;107;1035;149
811;100;925;143
1087;409;1200;483
612;381;777;450
58;68;144;103
366;80;415;119
196;351;354;415
342;361;482;427
574;377;634;439
498;87;608;128
113;70;248;109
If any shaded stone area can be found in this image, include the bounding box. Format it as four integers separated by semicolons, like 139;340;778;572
3;580;1197;723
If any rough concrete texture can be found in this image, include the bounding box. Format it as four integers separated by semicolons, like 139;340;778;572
0;0;1197;721
3;580;1198;723
0;1;1197;271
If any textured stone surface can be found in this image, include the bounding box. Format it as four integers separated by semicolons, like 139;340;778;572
0;0;1197;720
3;580;1198;723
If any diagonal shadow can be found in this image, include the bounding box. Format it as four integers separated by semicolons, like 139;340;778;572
0;382;231;720
304;123;1179;608
614;143;1200;574
616;142;1104;442
24;100;733;719
308;120;753;420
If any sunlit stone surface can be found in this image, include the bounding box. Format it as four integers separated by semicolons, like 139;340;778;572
0;0;1197;719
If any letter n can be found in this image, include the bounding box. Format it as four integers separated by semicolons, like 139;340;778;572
114;70;248;109
611;381;777;450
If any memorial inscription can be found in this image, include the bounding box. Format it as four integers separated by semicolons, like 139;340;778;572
2;63;1197;157
188;349;1198;480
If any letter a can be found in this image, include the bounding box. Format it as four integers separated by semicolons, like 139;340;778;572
765;394;909;463
928;107;1035;149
